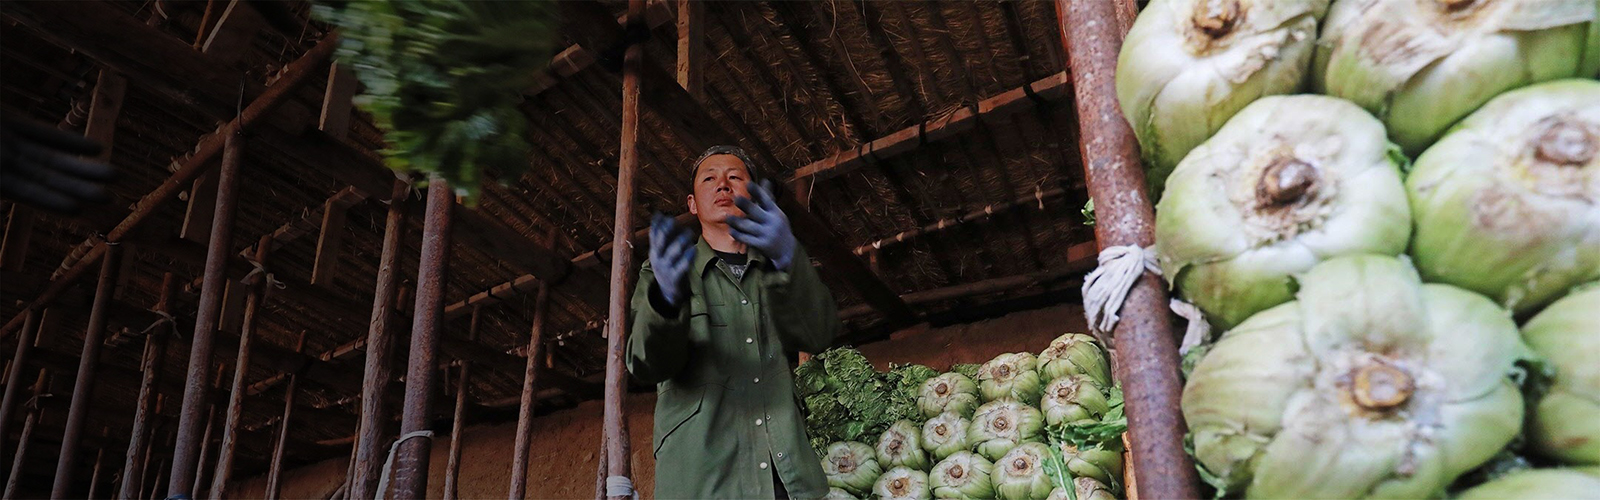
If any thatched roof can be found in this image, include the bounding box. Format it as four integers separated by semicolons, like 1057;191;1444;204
0;0;1095;481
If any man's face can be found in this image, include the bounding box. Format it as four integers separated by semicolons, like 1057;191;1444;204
687;154;752;226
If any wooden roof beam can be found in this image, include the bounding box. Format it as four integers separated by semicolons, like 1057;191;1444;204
838;241;1098;320
525;0;675;96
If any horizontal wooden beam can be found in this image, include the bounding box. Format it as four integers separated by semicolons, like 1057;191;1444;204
838;240;1099;320
525;0;675;96
855;186;1075;255
793;72;1071;184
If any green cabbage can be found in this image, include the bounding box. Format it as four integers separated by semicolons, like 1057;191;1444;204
920;373;982;419
823;441;883;497
931;451;996;500
879;420;933;471
1041;376;1111;428
825;487;861;500
923;412;973;462
1523;285;1600;465
994;442;1055;500
978;353;1044;405
1037;334;1111;388
875;466;934;500
1457;469;1600;500
969;401;1045;462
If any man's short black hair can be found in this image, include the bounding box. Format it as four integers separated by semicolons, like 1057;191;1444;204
689;145;760;187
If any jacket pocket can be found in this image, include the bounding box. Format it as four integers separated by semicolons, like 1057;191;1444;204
652;385;704;458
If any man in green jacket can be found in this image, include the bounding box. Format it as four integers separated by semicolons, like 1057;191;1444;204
627;145;838;499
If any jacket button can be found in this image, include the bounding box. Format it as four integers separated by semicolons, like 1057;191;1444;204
753;377;761;384
746;337;754;344
741;299;749;305
755;418;764;426
759;462;769;470
777;452;785;459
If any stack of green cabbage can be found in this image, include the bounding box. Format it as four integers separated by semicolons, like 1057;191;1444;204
312;0;558;198
1118;0;1600;497
802;334;1128;500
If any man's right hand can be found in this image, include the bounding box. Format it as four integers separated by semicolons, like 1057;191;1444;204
649;213;697;307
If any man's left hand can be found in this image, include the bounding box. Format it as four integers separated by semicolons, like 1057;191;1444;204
727;179;797;271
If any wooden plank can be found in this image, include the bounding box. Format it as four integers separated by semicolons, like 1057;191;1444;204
675;0;704;99
318;62;357;139
310;197;349;286
180;172;220;244
200;0;266;66
83;70;127;161
219;280;248;334
1;206;34;273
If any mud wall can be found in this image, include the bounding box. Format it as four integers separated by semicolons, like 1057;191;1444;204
228;304;1087;499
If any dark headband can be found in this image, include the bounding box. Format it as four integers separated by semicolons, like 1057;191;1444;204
689;145;760;186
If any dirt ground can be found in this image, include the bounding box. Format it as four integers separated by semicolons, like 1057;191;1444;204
229;303;1087;499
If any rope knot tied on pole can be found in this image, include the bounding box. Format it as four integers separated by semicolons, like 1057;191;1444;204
1081;245;1159;339
374;430;433;500
605;475;639;500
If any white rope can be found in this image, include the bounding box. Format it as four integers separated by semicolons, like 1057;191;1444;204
242;258;287;291
1081;245;1160;338
605;475;640;500
374;430;434;500
1171;299;1213;355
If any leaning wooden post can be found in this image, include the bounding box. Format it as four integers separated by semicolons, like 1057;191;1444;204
88;430;109;499
600;1;646;498
392;177;456;500
264;334;305;500
208;235;274;498
0;308;40;453
3;369;48;499
507;283;550;500
169;126;246;497
442;309;480;500
351;179;411;500
1053;1;1199;498
191;364;227;497
120;274;174;500
52;243;124;498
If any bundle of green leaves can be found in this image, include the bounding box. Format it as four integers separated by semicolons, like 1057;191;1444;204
795;349;940;454
313;0;557;199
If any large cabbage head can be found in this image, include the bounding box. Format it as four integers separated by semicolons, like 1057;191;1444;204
1407;79;1600;315
1057;440;1124;489
823;441;884;497
993;442;1055;500
969;400;1045;462
931;451;996;500
1156;94;1411;330
921;373;982;419
1182;255;1526;498
1523;285;1600;465
1318;0;1593;153
1315;0;1599;153
923;411;973;462
1116;0;1330;195
825;487;861;500
1457;469;1600;500
1045;478;1117;500
1037;334;1112;387
879;420;933;471
978;353;1043;404
876;466;933;500
1041;375;1112;427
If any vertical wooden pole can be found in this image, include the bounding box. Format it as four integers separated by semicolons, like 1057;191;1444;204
352;179;410;500
3;369;48;499
191;363;226;498
0;205;33;273
264;333;304;500
52;244;124;498
170;128;245;497
88;434;108;499
392;177;455;500
208;235;273;498
507;284;549;500
443;308;479;500
1053;1;1198;498
602;1;647;497
120;274;174;499
676;0;704;100
0;309;39;449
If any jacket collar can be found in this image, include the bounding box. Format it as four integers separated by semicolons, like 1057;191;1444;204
695;236;766;276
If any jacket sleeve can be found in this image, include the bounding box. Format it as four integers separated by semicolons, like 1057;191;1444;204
625;260;690;384
765;244;839;354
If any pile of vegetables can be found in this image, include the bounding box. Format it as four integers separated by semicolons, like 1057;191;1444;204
312;0;558;198
798;334;1127;499
1117;0;1599;497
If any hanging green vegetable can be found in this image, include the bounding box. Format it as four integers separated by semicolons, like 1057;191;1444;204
313;0;558;198
931;452;997;500
923;412;973;462
875;467;934;500
920;373;982;419
1041;376;1111;428
1037;334;1111;388
1315;0;1599;153
1155;95;1412;329
1523;285;1600;465
969;400;1045;462
1407;79;1600;315
1116;0;1330;196
1183;255;1526;498
978;353;1044;404
993;442;1056;500
1457;469;1600;500
823;441;884;497
879;420;934;472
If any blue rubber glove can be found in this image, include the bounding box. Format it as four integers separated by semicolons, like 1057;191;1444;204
727;179;798;271
648;212;697;307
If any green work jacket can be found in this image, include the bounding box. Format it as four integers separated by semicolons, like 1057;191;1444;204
627;238;838;500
